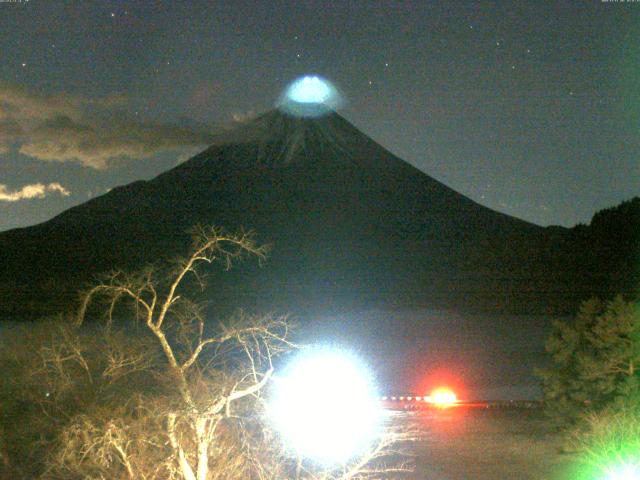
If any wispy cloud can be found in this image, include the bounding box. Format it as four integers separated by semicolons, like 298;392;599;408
0;83;215;169
0;182;71;202
231;110;256;123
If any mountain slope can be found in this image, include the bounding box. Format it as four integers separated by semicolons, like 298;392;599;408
0;110;607;318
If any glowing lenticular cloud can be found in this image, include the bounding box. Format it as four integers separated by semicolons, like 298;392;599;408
287;76;332;103
278;75;343;117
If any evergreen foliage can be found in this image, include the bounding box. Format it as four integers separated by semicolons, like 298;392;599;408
537;295;640;426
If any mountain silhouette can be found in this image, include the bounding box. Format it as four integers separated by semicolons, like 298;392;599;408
0;110;634;318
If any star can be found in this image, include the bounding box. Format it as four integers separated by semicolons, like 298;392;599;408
511;65;516;70
496;41;501;46
110;12;115;17
526;48;531;53
296;53;301;58
384;62;389;68
21;63;26;67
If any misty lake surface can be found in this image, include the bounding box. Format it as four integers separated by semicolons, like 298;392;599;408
303;308;562;400
394;408;576;480
1;307;562;401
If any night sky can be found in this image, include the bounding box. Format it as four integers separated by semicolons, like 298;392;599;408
1;1;638;232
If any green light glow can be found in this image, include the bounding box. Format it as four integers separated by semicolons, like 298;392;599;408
604;463;640;480
570;399;640;480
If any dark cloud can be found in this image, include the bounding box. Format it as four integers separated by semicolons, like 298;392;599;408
0;83;216;169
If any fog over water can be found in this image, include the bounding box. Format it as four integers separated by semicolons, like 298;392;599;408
1;308;564;401
303;308;564;401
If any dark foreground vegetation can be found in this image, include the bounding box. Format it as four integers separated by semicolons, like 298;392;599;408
0;227;413;480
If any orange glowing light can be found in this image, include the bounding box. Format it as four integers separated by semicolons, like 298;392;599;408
428;387;457;406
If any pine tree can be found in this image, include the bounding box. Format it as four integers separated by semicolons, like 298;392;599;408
537;296;640;426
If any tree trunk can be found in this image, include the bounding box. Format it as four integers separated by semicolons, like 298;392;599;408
196;418;209;480
167;413;197;480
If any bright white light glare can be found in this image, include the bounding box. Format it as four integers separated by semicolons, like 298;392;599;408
278;75;343;117
605;464;640;480
268;348;382;465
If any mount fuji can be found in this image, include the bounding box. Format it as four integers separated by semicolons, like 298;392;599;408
0;107;630;318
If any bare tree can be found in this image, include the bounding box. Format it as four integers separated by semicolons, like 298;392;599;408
69;226;294;480
18;225;416;480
